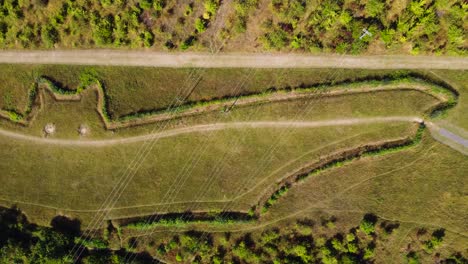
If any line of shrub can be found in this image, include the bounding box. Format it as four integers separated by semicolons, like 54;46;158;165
261;185;290;213
122;211;254;230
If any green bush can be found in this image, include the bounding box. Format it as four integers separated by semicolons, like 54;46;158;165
91;14;114;46
40;25;59;48
233;0;258;33
180;36;196;50
261;28;289;49
153;0;165;11
204;0;219;17
139;0;153;10
141;30;154;47
195;18;207;33
365;0;385;18
423;229;445;253
359;217;376;235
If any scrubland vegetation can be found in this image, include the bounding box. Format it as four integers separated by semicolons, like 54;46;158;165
1;206;466;263
259;0;467;54
0;0;465;54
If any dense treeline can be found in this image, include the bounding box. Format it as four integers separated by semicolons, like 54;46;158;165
0;0;465;54
0;207;153;263
0;206;466;263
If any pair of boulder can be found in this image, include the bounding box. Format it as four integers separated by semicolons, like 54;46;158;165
44;124;89;136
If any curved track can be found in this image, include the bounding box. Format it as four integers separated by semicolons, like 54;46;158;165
0;117;422;146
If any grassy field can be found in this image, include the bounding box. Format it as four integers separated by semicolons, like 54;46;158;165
262;131;468;263
121;131;467;263
0;65;466;263
0;64;404;118
0;64;454;119
0;121;417;226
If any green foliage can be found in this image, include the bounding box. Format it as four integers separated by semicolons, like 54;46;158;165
365;0;385;18
153;0;165;11
195;18;207;33
406;251;420;264
40;25;59;48
141;30;155;47
271;0;306;28
359;216;377;235
0;206;150;262
1;205;464;264
233;0;259;33
139;0;153;10
7;111;22;121
261;28;289;49
204;0;219;17
423;229;445;253
363;246;375;260
380;29;395;46
290;34;304;49
79;69;99;90
0;0;463;53
232;241;260;262
331;238;346;252
91;14;114;46
184;4;193;16
346;233;355;242
262;185;289;212
180;36;196;50
290;244;311;262
74;237;108;249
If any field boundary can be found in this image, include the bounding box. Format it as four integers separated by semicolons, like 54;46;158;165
0;74;457;130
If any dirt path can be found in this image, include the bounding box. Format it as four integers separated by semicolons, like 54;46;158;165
0;51;467;69
0;117;422;146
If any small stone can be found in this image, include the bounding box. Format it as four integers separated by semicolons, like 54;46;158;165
78;124;89;136
44;123;56;135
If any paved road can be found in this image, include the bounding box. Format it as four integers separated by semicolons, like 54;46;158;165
0;50;467;69
0;117;422;146
438;128;468;147
426;122;468;155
